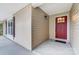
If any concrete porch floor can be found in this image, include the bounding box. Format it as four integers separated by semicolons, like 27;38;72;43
0;36;34;55
0;36;75;55
33;40;75;55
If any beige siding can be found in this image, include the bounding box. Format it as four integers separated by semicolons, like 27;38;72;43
3;4;49;50
32;7;49;48
70;3;79;54
14;5;32;50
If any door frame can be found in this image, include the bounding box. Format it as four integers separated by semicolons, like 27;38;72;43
55;16;67;39
54;14;70;43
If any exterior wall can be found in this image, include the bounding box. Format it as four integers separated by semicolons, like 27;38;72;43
3;5;32;50
14;5;32;50
49;12;70;42
3;5;49;50
70;3;79;54
32;7;49;49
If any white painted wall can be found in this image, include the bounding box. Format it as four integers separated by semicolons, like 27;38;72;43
49;12;70;42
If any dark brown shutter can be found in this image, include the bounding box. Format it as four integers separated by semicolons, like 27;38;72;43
5;20;7;34
13;16;15;37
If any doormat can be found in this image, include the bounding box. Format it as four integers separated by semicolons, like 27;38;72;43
55;40;66;43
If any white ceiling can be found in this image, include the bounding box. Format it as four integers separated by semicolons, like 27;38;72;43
0;3;29;20
39;3;73;15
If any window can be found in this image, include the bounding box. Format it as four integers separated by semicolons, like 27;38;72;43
6;17;15;38
57;17;65;23
8;19;13;35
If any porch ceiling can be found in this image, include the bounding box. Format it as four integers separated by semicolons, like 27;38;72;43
39;3;73;15
0;3;29;20
0;3;73;21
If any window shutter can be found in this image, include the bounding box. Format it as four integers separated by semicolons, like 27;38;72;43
5;20;7;34
13;17;15;37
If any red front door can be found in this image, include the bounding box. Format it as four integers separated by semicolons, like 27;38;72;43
55;16;67;39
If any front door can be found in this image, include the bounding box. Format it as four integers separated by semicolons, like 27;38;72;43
55;16;67;39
